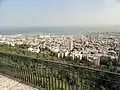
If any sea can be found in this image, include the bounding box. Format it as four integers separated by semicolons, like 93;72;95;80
0;26;120;36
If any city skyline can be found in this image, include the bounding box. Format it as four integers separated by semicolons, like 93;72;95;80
0;0;120;27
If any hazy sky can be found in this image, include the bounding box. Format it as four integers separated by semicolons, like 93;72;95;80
0;0;120;27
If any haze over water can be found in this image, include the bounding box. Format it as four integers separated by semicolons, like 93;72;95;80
0;0;120;35
0;26;120;35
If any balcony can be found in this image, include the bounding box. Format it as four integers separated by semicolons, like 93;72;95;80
0;74;38;90
0;52;120;90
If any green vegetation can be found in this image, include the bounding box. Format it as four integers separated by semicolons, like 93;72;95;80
0;46;120;90
1;44;120;90
0;44;58;61
0;52;87;90
0;43;119;71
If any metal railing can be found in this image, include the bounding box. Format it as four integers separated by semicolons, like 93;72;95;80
0;51;120;90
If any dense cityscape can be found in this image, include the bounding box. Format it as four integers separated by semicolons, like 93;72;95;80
0;32;120;70
0;31;120;90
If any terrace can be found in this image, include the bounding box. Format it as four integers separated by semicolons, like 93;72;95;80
0;51;120;90
0;74;38;90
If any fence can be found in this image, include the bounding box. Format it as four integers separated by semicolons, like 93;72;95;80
0;51;120;90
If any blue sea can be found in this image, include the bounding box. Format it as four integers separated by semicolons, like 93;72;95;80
0;26;119;35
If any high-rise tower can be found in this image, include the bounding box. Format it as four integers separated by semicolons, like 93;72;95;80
68;38;74;51
117;43;120;65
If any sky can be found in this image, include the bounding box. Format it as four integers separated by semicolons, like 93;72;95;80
0;0;120;27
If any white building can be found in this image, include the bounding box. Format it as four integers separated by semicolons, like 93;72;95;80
28;47;33;52
72;53;75;60
28;47;40;53
65;50;69;57
58;52;61;58
68;39;74;51
79;53;82;60
10;43;15;46
34;48;40;53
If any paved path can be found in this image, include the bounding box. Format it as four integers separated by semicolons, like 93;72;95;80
0;75;40;90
